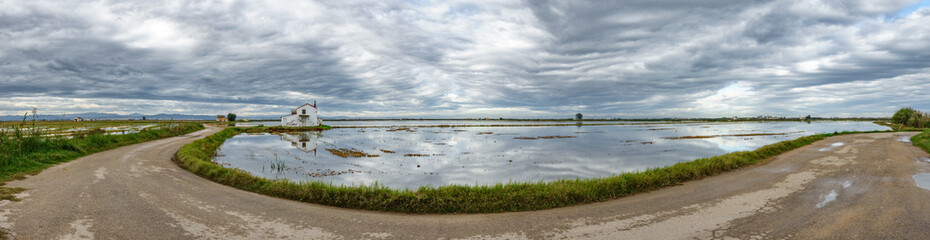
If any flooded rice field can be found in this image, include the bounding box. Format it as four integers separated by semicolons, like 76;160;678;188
0;123;178;138
215;121;889;189
235;120;655;127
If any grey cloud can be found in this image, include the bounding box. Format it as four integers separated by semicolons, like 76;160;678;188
1;0;929;118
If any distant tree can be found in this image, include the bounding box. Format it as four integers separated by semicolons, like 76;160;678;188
142;116;146;120
575;113;583;120
227;113;237;122
892;108;915;124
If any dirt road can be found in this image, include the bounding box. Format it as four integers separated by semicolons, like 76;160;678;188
2;127;929;239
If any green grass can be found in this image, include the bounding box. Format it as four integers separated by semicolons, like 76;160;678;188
239;125;332;132
0;122;205;183
912;129;930;154
175;127;892;213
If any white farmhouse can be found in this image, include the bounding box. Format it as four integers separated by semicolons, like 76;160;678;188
281;102;322;127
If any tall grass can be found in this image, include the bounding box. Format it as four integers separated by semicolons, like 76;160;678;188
0;119;204;182
175;127;884;213
912;130;930;154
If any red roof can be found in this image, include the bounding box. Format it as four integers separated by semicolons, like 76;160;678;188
297;102;317;109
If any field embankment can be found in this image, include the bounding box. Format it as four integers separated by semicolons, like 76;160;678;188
0;122;205;185
174;126;896;213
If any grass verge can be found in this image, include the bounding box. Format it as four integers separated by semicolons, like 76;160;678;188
175;127;896;213
0;123;205;198
912;129;930;154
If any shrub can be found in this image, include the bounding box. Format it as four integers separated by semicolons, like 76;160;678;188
892;108;915;124
892;107;929;129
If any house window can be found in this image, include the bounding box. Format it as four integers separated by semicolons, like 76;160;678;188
302;109;306;114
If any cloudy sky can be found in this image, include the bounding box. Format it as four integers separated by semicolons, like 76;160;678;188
2;0;929;118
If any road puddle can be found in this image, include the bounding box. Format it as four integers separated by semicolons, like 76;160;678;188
914;173;930;191
815;180;852;208
818;142;844;152
898;138;912;143
816;190;837;208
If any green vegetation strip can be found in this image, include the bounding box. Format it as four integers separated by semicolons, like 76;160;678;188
912;130;930;154
175;127;896;213
0;123;205;184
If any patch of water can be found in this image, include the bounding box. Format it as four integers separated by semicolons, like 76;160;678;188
914;173;930;191
816;190;838;208
898;138;912;143
216;121;891;189
818;142;844;152
916;157;930;163
236;120;651;127
842;180;852;188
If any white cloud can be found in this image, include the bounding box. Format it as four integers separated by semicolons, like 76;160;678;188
692;82;759;116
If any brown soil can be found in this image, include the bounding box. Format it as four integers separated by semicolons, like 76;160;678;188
386;128;415;132
538;136;576;139
326;148;380;158
516;136;576;140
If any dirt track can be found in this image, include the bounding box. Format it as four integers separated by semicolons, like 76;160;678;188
1;127;929;239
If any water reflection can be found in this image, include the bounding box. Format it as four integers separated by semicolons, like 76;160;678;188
280;132;321;153
215;121;889;189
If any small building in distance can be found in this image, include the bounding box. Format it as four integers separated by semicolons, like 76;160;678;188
73;117;83;122
281;102;322;127
574;113;583;120
216;115;228;122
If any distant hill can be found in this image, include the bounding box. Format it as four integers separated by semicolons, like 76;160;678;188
1;112;237;121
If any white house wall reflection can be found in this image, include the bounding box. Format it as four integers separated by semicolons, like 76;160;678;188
279;132;321;154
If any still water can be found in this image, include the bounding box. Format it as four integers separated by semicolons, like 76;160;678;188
235;120;649;127
215;121;889;189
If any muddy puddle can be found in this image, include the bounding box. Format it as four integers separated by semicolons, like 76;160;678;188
914;173;930;191
819;142;845;152
215;121;889;189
